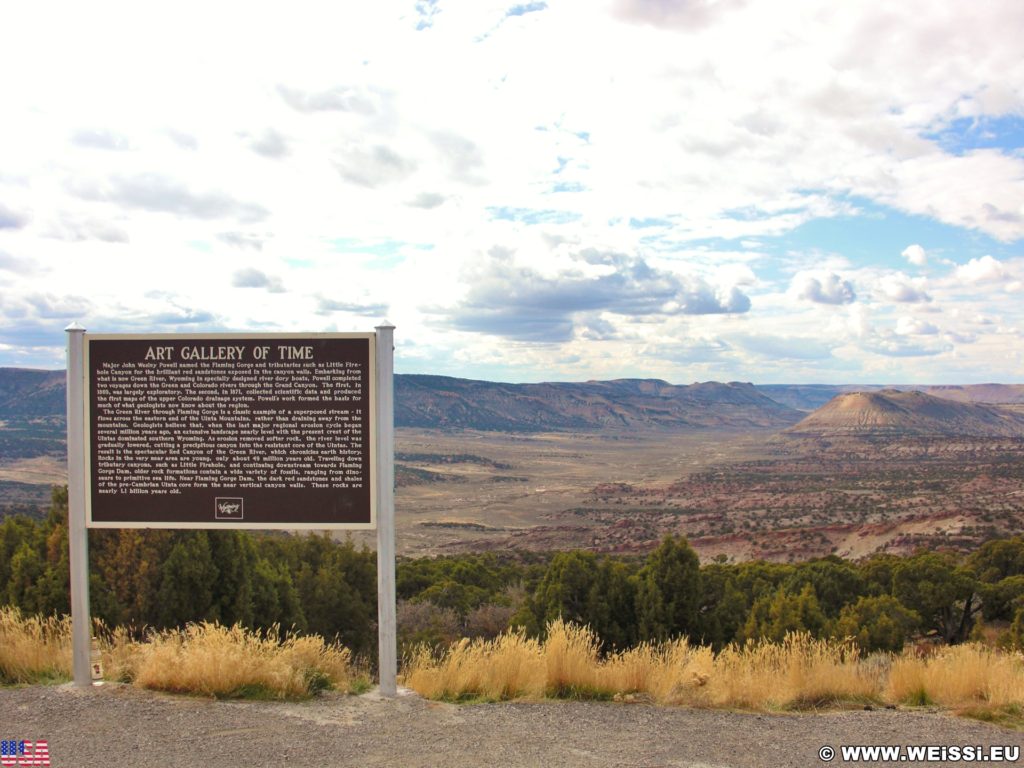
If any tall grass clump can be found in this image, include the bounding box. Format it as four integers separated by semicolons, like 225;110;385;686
131;622;358;699
0;606;71;684
94;623;145;684
403;631;545;701
403;623;881;710
710;633;879;710
544;620;611;699
887;644;1024;709
601;639;714;704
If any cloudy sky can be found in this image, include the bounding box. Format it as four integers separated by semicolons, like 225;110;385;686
1;0;1022;384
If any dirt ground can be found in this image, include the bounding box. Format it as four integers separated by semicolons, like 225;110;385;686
2;683;1022;768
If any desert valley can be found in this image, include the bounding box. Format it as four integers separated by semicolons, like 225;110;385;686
2;368;1023;563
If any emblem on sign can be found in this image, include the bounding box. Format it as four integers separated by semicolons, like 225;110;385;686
215;497;244;520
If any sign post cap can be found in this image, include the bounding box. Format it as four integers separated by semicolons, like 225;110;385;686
375;319;396;330
65;321;86;332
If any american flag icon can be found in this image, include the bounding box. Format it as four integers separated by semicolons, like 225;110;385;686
0;740;50;767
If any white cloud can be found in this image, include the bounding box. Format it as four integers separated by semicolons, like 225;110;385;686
68;174;268;222
71;128;132;151
0;202;30;230
901;244;927;266
845;304;873;339
231;268;285;293
0;251;38;275
895;316;939;336
877;273;931;303
862;334;951;358
729;333;833;361
945;330;977;344
955;255;1011;284
247;129;289;159
437;247;752;342
793;273;856;305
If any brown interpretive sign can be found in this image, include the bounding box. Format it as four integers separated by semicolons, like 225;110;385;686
84;333;376;529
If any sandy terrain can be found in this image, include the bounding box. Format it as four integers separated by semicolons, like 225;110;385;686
383;428;770;556
0;455;66;485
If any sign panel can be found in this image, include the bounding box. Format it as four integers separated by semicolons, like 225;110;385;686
85;333;375;529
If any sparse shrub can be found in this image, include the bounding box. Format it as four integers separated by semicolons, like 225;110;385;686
832;595;920;653
740;584;826;643
893;551;980;644
636;536;700;643
1002;606;1024;651
464;602;516;640
397;599;461;653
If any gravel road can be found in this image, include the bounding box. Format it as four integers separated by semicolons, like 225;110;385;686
2;684;1022;767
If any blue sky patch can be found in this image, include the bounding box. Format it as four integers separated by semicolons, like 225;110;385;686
506;2;547;17
777;197;1020;270
629;217;672;229
487;206;581;225
922;114;1024;157
327;237;413;268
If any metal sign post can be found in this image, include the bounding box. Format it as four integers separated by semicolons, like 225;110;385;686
65;323;91;688
374;323;397;696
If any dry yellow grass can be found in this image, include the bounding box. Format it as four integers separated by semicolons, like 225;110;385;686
403;631;546;700
405;620;641;701
7;607;1024;715
96;624;144;684
130;622;356;698
598;632;879;709
0;608;360;698
0;606;71;683
708;634;879;710
544;620;609;697
887;644;1024;708
403;624;885;710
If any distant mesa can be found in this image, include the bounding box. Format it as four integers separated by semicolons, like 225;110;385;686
758;382;1024;412
784;389;1024;438
0;368;66;420
919;383;1024;405
396;375;802;432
